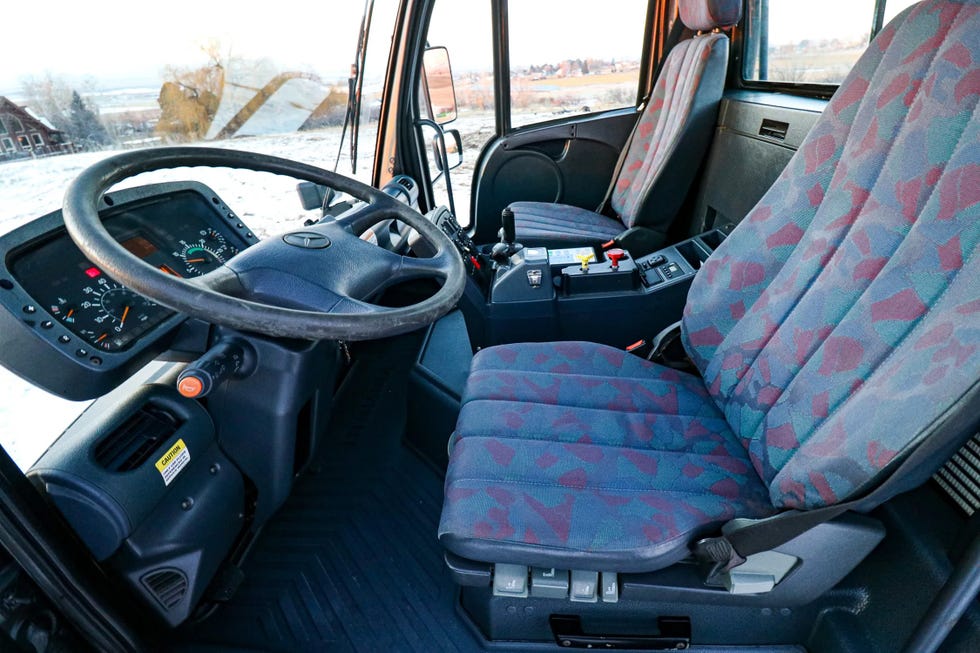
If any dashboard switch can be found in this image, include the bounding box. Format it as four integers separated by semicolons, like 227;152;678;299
178;376;205;398
177;339;250;399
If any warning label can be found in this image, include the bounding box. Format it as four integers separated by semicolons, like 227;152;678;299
155;439;190;486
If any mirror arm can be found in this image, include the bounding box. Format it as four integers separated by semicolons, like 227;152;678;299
417;118;456;218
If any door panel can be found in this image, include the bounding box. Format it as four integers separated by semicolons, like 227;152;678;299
470;109;636;243
688;91;827;235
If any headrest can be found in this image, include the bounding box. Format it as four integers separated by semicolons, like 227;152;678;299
679;0;742;31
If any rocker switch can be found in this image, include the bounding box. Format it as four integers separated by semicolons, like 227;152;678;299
601;572;619;603
531;567;569;598
569;570;598;603
493;564;529;598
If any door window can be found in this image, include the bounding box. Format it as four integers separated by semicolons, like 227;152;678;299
421;0;496;226
508;0;648;129
743;0;923;86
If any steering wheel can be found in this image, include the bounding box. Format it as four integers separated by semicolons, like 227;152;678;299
62;147;466;341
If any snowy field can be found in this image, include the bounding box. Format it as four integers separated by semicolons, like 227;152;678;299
0;118;489;470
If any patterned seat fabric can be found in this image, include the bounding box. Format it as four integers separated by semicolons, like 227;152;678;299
441;0;980;572
510;0;740;249
439;342;775;571
682;0;980;511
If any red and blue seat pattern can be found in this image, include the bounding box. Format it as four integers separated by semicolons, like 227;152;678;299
440;0;980;572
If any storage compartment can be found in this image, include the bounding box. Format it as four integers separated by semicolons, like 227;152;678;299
29;380;245;626
667;229;728;272
407;310;474;467
698;229;725;252
675;240;709;270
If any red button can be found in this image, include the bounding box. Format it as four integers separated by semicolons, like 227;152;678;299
178;376;204;398
607;248;627;269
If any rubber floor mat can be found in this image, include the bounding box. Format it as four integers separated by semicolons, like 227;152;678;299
176;337;483;652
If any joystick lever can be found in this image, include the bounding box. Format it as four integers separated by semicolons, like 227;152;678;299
491;207;522;265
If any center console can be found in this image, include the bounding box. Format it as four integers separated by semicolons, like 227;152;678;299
480;229;726;348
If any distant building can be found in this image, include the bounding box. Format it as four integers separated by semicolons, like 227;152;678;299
0;97;73;161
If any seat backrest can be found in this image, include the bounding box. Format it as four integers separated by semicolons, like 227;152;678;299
681;0;980;511
609;0;741;233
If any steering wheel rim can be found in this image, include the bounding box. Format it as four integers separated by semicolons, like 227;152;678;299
62;146;466;341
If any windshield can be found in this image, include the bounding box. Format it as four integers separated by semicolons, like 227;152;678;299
0;0;398;468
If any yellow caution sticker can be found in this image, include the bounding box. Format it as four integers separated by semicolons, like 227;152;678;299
155;439;190;486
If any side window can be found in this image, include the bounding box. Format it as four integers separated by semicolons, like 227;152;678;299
422;0;496;227
508;0;648;129
743;0;922;86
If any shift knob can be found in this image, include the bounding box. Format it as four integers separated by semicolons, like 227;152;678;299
500;207;516;244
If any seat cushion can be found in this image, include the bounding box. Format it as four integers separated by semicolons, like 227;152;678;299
510;201;623;247
438;342;775;572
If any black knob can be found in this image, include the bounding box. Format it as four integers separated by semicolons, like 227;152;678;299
500;207;516;244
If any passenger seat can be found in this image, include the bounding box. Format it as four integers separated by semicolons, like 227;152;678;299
508;0;741;250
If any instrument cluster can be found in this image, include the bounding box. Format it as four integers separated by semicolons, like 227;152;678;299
0;181;255;399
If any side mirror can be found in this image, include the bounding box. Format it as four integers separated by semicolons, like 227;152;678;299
422;47;458;125
432;129;463;172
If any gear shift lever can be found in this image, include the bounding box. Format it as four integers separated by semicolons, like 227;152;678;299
491;207;522;265
499;206;516;244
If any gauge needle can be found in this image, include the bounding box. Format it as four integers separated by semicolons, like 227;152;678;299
186;258;206;263
66;309;75;319
120;305;130;328
96;334;108;343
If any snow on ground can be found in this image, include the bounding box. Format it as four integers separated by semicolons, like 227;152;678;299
0;118;488;469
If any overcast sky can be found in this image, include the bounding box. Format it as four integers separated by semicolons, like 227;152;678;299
1;0;913;95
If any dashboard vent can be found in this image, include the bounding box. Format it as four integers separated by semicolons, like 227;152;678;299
933;431;980;516
141;569;188;610
397;176;414;190
94;405;181;472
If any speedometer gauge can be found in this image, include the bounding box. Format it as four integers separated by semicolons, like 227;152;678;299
74;277;165;351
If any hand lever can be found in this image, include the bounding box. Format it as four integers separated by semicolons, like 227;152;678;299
499;207;516;245
607;248;626;270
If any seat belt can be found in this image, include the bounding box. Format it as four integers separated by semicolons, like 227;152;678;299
695;393;980;574
596;16;688;216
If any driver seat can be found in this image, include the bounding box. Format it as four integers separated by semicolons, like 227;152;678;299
439;0;980;575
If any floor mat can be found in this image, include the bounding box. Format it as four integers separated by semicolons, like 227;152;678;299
176;336;483;652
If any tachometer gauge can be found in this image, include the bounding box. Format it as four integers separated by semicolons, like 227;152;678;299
174;228;238;276
75;277;162;351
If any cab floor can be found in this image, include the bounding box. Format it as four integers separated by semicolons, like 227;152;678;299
174;335;482;652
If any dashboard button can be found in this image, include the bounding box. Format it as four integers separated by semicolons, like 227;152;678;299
178;376;205;399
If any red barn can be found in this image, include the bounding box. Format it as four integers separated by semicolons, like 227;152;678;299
0;96;73;161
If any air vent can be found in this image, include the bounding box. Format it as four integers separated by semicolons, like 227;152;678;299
397;176;414;190
933;432;980;516
141;569;188;610
94;405;181;472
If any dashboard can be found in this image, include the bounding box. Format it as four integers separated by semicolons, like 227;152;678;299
0;181;255;399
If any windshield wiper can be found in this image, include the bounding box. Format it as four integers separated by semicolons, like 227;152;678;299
334;0;375;174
